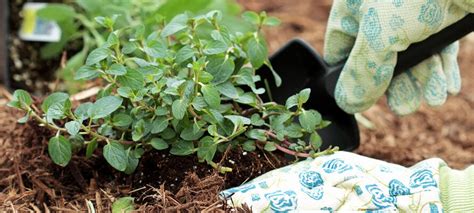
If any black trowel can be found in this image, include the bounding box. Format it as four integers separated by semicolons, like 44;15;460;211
257;14;474;151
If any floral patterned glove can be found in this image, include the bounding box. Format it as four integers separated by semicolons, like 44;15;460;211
324;0;473;115
220;151;447;212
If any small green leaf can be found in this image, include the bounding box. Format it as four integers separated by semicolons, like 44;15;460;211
216;81;239;99
246;129;267;141
242;140;256;152
154;107;169;116
298;88;311;106
103;142;128;172
299;110;322;132
285;94;298;109
201;84;220;109
124;152;139;175
161;128;176;140
151;117;168;134
112;113;132;127
250;114;265;126
132;119;148;141
247;36;267;68
242;11;260;25
175;45;194;64
74;102;93;121
106;64;127;76
208;124;218;136
86;139;98;158
91;96;123;119
180;126;204;141
197;136;216;163
310;132;322;149
285;123;303;138
206;55;235;84
264;142;277;152
170;140;195;156
204;40;228;55
112;197;134;213
149;138;169;150
10;90;33;108
41;92;69;113
263;16;281;26
117;68;145;90
86;47;111;65
144;40;166;59
65;121;81;136
48;135;72;167
74;66;99;80
172;99;187;120
161;14;188;37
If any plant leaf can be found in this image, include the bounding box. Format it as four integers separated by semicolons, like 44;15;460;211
172;99;187;120
48;135;72;167
42;92;69;113
175;45;194;64
150;138;169;150
161;14;188;37
299;109;322;132
75;66;99;80
170;140;195;156
117;68;145;90
86;47;111;65
106;64;127;76
86;139;98;158
206;55;235;84
310;132;322;149
90;96;123;119
103;142;128;172
151;117;169;134
201;84;220;109
112;197;135;213
247;36;267;68
112;113;132;127
197;136;216;163
65;121;81;136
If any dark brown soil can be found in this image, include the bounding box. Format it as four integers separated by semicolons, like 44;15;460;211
0;103;289;211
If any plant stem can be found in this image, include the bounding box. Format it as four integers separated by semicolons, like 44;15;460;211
208;161;232;174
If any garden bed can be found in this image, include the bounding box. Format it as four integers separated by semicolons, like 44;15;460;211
1;0;473;211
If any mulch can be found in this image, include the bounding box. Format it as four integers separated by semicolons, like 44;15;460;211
1;0;473;211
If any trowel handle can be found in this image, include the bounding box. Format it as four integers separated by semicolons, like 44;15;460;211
394;13;474;74
326;13;474;96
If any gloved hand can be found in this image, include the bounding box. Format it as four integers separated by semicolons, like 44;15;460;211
324;0;473;115
220;151;474;212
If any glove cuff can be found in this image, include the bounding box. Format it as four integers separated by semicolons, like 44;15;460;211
440;165;474;211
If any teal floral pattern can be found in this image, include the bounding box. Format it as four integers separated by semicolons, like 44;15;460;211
299;171;325;200
322;159;353;173
410;169;437;189
265;190;298;212
418;0;443;28
366;184;397;209
362;8;384;51
388;179;411;196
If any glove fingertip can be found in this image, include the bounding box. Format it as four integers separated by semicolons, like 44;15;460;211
386;74;422;116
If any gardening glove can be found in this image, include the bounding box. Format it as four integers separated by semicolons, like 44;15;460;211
324;0;474;115
220;151;474;212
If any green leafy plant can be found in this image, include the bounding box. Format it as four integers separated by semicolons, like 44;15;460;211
9;11;335;174
36;0;249;93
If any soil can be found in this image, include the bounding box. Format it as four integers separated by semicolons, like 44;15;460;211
1;0;473;211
